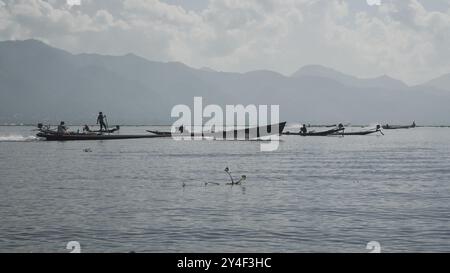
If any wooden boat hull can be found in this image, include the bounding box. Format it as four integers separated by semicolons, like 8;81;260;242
382;122;416;130
335;130;379;136
283;127;344;136
146;130;172;136
382;125;413;130
147;122;286;140
37;133;168;141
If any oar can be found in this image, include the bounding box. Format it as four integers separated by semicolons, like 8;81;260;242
104;115;109;134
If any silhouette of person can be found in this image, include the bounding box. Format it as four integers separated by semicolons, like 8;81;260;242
97;112;107;131
300;124;308;134
57;121;67;134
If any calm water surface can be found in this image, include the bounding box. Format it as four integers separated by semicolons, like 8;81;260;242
0;126;449;252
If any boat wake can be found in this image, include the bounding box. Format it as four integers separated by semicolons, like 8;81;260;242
0;134;40;142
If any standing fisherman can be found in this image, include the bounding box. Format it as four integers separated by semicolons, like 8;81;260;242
97;112;107;131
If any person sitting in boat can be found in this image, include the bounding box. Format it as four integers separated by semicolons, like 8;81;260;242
83;124;91;132
338;123;344;129
300;124;308;134
97;112;107;131
57;121;68;135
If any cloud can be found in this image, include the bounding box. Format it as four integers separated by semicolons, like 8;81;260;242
1;0;450;84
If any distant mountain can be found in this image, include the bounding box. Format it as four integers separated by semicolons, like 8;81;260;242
423;73;450;92
292;65;408;90
1;39;450;125
200;67;216;72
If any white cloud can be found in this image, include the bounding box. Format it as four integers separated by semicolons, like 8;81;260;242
1;0;450;84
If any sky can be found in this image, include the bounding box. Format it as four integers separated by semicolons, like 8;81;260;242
1;0;450;85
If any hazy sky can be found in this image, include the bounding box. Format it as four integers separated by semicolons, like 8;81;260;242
1;0;450;84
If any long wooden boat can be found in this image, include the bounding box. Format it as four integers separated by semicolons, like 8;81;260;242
283;127;344;136
36;132;168;141
333;125;382;136
147;122;286;140
146;130;172;136
334;129;380;136
36;124;120;135
382;122;416;130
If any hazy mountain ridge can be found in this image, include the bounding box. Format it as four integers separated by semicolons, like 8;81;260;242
292;65;408;90
423;73;450;92
1;39;450;125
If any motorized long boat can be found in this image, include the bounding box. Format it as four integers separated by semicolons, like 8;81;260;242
36;132;168;141
147;122;286;140
382;121;416;130
282;127;344;136
332;125;383;136
35;124;168;141
338;130;379;136
334;129;382;136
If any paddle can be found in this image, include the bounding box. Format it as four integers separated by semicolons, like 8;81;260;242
104;115;109;134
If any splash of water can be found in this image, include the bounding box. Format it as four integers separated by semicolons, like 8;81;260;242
0;134;39;142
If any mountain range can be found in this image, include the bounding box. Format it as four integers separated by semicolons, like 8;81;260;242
1;39;450;125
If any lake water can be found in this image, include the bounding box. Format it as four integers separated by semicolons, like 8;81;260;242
0;125;449;253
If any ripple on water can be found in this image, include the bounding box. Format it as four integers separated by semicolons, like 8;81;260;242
0;127;450;252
